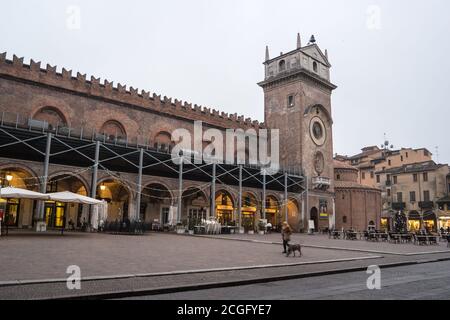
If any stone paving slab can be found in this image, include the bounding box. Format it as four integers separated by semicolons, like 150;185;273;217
0;231;378;283
2;252;450;300
205;233;450;255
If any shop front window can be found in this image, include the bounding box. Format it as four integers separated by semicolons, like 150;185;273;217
4;199;20;227
380;218;389;231
45;202;66;228
408;220;421;232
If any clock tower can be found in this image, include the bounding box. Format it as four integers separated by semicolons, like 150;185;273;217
258;34;337;232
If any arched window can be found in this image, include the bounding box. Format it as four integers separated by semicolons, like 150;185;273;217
154;131;173;153
279;60;286;72
313;61;318;73
100;120;126;142
33;107;67;130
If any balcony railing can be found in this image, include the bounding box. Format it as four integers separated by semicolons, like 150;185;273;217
312;176;331;190
392;202;406;211
419;201;434;210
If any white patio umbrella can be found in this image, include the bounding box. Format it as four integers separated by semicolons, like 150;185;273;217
0;187;49;200
46;191;102;205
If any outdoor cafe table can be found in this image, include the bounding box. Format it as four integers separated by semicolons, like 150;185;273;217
388;233;413;243
345;231;358;240
221;226;237;234
329;230;342;239
415;234;438;245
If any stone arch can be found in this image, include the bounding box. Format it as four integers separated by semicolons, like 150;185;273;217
140;182;173;224
32;106;69;130
286;198;300;231
215;189;236;225
153;131;174;152
96;177;132;221
241;191;259;232
265;194;281;228
47;171;90;194
100;120;127;141
0;165;40;227
182;186;209;224
304;104;333;125
45;173;91;229
0;163;40;190
242;190;260;208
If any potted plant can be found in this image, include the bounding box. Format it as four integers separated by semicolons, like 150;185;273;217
229;221;236;234
188;217;196;235
258;220;266;235
176;222;186;234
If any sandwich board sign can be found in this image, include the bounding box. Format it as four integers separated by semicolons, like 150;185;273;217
309;220;315;231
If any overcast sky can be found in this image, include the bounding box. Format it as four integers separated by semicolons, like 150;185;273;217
1;0;449;164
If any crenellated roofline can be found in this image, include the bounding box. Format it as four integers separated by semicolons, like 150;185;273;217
0;53;265;130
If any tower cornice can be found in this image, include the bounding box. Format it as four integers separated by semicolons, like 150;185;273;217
258;67;337;91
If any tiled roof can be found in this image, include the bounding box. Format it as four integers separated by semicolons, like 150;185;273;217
335;180;381;191
333;160;357;171
375;161;445;175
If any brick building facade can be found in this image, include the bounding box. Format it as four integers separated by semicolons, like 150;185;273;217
333;160;382;232
0;35;337;233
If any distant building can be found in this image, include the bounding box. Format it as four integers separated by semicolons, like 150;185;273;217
336;146;449;232
333;160;382;231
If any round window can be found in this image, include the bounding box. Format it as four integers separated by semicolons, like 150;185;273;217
310;117;326;146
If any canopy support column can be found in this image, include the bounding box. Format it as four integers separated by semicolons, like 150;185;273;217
284;172;289;223
262;171;266;220
38;133;52;221
238;165;243;228
211;162;216;219
89;140;100;227
136;148;144;221
177;157;183;223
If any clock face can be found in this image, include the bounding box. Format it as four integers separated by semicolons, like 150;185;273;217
310;117;326;146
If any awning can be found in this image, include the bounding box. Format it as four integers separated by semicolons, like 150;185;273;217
381;210;396;218
0;187;49;200
437;209;450;219
46;191;103;205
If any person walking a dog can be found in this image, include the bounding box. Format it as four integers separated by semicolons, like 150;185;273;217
281;221;292;254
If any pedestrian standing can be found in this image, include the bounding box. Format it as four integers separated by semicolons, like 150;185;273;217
281;221;292;254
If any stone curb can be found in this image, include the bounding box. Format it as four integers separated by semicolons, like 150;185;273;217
0;256;381;288
48;256;450;300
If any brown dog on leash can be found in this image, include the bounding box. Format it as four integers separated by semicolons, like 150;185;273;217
286;244;302;257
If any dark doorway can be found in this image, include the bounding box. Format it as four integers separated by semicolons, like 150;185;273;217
310;207;319;232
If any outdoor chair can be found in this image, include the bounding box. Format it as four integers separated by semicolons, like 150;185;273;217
415;234;427;246
428;236;438;245
379;233;389;242
362;231;369;241
389;233;400;244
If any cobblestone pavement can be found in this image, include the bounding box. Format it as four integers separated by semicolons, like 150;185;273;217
137;260;450;300
0;231;377;283
1;230;450;299
204;233;450;255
